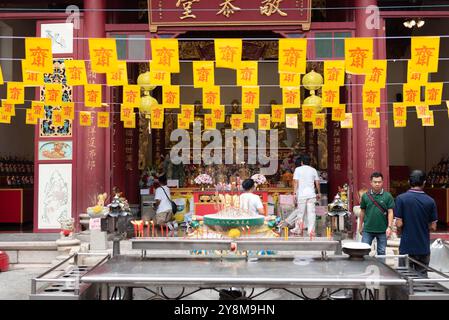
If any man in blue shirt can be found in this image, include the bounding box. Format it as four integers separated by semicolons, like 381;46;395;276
394;170;438;275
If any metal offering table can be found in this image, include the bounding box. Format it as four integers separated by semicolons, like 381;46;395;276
81;255;405;300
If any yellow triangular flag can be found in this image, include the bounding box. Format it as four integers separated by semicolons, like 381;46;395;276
97;112;110;128
214;39;242;69
192;61;215;88
237;61;258;86
65;60;87;86
88;38;118;73
151;39;180;73
24;37;53;73
278;38;307;74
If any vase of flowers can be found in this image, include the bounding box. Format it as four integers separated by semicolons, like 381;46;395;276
251;173;267;190
195;174;213;191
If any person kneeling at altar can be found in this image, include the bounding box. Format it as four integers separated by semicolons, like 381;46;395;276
239;179;264;216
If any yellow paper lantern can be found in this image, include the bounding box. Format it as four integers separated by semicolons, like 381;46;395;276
137;71;156;92
302;70;324;92
303;95;323;113
228;228;241;239
140;95;159;114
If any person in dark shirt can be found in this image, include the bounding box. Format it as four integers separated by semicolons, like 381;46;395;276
394;170;438;275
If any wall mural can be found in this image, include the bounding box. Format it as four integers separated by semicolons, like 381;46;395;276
38;141;73;161
38;163;72;229
39;59;73;137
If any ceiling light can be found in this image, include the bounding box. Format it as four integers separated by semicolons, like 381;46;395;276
417;19;425;28
410;19;416;27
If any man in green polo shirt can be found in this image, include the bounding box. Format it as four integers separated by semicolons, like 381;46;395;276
359;172;395;255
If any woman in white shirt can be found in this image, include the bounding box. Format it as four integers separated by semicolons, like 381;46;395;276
154;175;174;226
239;179;264;216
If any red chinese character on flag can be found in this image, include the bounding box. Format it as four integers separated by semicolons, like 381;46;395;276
240;68;254;81
47;89;60;102
93;48;113;67
243;109;253;120
282;48;302;68
30;47;49;68
405;89;418;103
244;91;257;105
213;109;222;119
364;90;378;104
327;67;341;82
285;90;298;105
220;46;238;63
9;87;22;100
164;91;177;104
415;46;435;67
325;89;337;104
395;106;405;117
125;90;138;104
68;66;82;81
427;88;440;102
349;47;369;69
369;67;383;83
87;90;99;103
260;118;269;127
197;67;211;82
205;91;218;105
156;47;175;67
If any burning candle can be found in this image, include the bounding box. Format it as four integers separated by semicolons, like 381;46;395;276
146;221;149;237
247;226;250;237
166;225;169;237
151;220;155;237
131;221;137;238
160;225;164;237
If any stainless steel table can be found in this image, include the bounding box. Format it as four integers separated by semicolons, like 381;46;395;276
81;255;406;300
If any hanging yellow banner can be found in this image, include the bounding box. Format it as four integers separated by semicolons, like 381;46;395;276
282;87;300;108
163;85;180;109
151;39;180;73
286;114;298;129
393;103;407;121
1;101;15;116
322;85;340;108
312;113;326;130
271;104;285;122
345;38;373;75
422;111;434;126
123;115;136;129
258;114;271;130
120;105;135;121
341;113;353;129
416;105;430;119
89;39;119;73
230;114;243;130
84;84;102;107
65;60;87;86
88;38;118;73
24;38;53;73
403;83;421;106
203;86;221;108
363;106;377;121
107;61;128;86
362;86;380;108
149;66;171;86
365;60;387;88
302;105;315;122
31;101;45;119
211;106;225;123
204;114;216;130
425;82;443;105
394;119;407;128
0;112;11;124
410;36;440;73
123;85;141;107
22;60;44;86
242;86;260;108
151;106;164;129
181;104;195;122
324;60;345;86
7;82;24;104
278;38;307;74
25;109;37;125
61;102;74;120
407;61;428;84
214;39;242;69
368;114;380;129
237;61;258;86
242;106;256;123
332;104;346;122
193;61;215;88
177;114;190;129
279;72;301;87
79;111;92;126
52;110;64;127
97;112;110;128
0;64;3;85
44;84;63;106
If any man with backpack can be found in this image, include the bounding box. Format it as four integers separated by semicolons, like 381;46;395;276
359;172;395;255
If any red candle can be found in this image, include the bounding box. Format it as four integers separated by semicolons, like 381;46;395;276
140;224;144;238
151;221;155;237
146;222;149;237
160;225;164;237
166;225;169;237
247;226;250;237
132;223;137;238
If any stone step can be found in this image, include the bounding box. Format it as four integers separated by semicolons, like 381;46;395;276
0;241;57;251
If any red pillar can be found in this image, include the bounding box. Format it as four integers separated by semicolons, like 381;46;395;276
76;0;109;218
353;0;389;194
